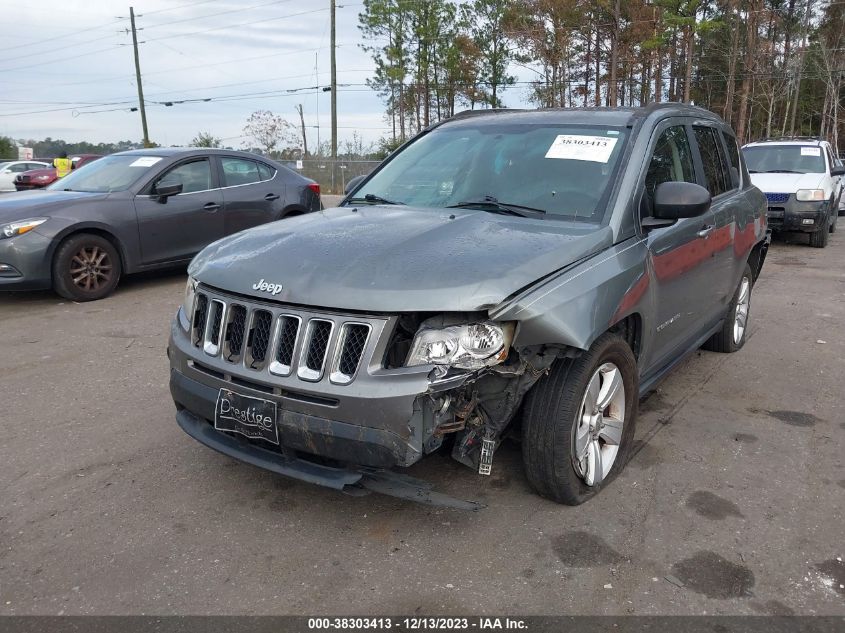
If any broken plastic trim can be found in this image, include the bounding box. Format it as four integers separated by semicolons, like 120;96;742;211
176;409;485;511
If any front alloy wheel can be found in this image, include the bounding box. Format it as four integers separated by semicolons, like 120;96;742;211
522;332;638;505
572;362;626;486
53;233;122;301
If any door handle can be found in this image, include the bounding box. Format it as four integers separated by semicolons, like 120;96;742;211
697;224;715;238
203;202;220;213
264;193;280;201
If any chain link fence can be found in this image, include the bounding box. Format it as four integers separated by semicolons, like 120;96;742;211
279;159;382;194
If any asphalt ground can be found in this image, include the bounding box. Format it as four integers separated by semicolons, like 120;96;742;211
0;228;843;616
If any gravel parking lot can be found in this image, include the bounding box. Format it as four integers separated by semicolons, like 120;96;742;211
0;231;843;616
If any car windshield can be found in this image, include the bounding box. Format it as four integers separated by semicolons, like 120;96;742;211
350;123;628;222
742;145;826;174
46;154;163;193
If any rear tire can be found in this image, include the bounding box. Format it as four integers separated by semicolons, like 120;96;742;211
702;264;753;353
52;233;122;302
810;217;829;247
522;333;638;505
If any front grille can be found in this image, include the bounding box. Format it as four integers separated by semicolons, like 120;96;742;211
189;288;382;386
765;192;790;204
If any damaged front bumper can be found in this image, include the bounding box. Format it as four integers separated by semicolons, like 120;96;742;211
175;404;484;511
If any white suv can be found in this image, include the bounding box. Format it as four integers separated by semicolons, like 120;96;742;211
742;138;845;248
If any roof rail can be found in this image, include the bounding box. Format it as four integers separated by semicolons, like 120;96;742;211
756;136;823;142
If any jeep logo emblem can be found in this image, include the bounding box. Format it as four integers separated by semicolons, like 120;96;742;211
252;279;284;295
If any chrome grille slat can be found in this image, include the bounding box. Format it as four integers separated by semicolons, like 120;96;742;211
203;300;225;355
269;315;301;377
191;293;209;347
223;304;247;362
245;309;273;369
297;319;334;382
330;323;371;385
190;286;383;386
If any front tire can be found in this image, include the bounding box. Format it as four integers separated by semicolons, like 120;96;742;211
52;233;122;301
522;333;638;505
810;216;829;247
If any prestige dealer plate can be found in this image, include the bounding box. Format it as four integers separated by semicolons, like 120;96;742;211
214;389;279;445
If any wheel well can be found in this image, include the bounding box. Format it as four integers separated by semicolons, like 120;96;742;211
747;240;768;281
53;229;126;273
281;206;305;218
608;313;642;362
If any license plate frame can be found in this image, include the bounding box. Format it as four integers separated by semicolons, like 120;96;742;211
214;388;279;445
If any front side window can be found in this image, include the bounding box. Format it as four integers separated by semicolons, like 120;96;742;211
644;125;697;200
221;157;261;187
742;145;827;175
155;159;212;194
349;123;628;222
694;126;730;196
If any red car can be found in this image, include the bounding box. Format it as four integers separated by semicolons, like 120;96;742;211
14;154;103;191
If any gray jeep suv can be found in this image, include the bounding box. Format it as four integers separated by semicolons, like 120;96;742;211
168;104;769;508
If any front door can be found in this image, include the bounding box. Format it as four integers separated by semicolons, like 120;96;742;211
641;121;723;372
134;157;224;264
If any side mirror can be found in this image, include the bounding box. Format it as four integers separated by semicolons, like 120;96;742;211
155;182;183;203
344;174;366;195
831;165;845;177
653;181;712;220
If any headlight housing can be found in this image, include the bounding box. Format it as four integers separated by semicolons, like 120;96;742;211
406;321;514;369
182;276;197;329
1;218;47;239
796;189;825;202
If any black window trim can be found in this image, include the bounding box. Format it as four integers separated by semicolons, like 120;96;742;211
689;122;733;200
138;156;217;196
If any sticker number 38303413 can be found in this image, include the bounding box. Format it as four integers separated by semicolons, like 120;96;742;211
545;135;618;163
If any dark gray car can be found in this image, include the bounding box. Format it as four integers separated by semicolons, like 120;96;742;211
169;104;769;508
0;148;320;301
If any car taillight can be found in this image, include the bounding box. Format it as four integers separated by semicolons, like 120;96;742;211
307;183;320;196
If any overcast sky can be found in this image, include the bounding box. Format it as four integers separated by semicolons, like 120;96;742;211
0;0;530;150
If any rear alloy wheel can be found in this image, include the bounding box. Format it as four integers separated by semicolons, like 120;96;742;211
702;264;753;353
52;234;122;301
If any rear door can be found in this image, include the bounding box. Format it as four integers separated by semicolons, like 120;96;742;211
218;156;285;235
689;123;746;322
133;157;224;264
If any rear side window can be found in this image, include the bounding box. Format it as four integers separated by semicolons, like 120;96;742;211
694;126;730;196
221;158;261;187
644;125;697;199
257;163;275;181
721;131;741;187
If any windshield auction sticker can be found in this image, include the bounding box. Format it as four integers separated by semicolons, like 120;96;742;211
800;147;821;156
129;157;163;167
545;135;618;162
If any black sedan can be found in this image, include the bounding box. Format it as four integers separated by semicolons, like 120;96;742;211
0;148;320;301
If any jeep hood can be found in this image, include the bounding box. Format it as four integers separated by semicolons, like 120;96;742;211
190;206;612;313
748;172;826;194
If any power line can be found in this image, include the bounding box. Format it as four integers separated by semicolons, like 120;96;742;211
141;0;299;30
0;17;127;53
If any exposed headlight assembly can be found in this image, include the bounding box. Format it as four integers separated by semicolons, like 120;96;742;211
181;276;197;329
406;321;515;369
1;218;47;239
796;189;825;202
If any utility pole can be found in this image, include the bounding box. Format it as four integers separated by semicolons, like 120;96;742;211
330;0;337;161
129;7;150;147
788;0;812;137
